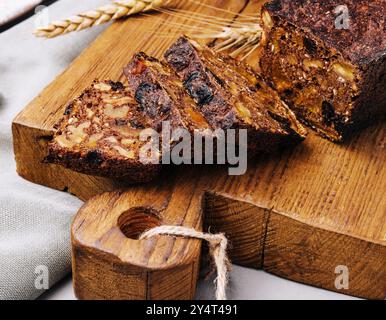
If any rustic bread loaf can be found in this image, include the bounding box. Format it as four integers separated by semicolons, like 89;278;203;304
259;0;386;141
47;80;161;182
164;36;307;153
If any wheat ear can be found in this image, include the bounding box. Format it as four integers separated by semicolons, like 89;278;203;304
151;7;263;60
34;0;170;38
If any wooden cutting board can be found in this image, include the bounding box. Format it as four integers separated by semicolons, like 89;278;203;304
12;0;385;299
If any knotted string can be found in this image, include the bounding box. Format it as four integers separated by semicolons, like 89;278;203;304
140;226;230;300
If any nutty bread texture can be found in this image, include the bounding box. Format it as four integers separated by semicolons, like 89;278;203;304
48;37;310;182
164;36;307;152
260;0;386;141
124;52;211;134
47;80;161;182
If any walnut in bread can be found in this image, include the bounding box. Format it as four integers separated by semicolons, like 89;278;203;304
47;80;161;182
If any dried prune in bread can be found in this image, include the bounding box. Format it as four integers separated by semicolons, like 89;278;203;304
165;36;307;153
124;52;211;134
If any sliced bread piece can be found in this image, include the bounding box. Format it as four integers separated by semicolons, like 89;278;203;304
124;52;211;134
164;36;307;153
47;80;161;182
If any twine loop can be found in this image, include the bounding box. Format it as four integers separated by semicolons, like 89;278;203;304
140;226;230;300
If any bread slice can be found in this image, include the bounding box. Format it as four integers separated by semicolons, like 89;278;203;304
47;80;161;182
164;36;307;152
48;40;307;182
124;52;211;134
124;52;219;163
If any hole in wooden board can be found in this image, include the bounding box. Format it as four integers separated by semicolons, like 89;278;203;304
118;207;161;240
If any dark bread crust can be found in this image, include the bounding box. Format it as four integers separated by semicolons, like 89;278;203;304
165;38;236;129
164;36;307;152
264;0;386;65
47;80;161;182
260;0;386;141
47;149;160;182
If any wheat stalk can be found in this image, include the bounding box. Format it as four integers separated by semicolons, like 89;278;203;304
150;7;263;60
35;0;262;59
34;0;170;38
195;23;263;60
166;0;263;59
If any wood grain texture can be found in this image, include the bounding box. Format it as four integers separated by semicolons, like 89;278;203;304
12;0;386;299
72;173;203;300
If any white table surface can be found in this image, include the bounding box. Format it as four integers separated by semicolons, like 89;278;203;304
39;266;357;300
1;0;359;300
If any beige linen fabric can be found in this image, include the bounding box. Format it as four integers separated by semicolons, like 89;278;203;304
0;0;108;299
